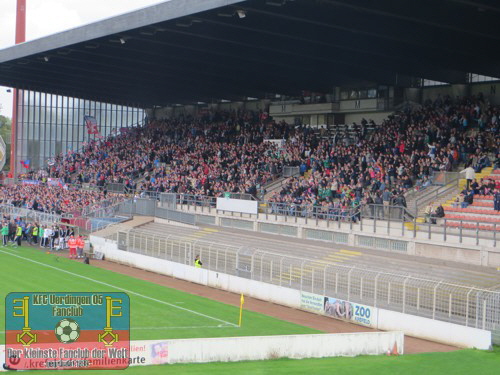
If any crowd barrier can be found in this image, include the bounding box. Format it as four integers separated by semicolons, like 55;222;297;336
90;236;492;350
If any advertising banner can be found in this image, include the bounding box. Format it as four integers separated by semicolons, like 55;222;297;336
323;296;377;327
216;197;258;215
300;292;324;314
300;292;377;328
21;180;40;186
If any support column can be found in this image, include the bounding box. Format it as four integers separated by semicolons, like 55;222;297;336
10;0;26;176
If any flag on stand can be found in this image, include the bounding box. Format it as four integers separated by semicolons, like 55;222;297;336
20;160;30;169
239;293;245;327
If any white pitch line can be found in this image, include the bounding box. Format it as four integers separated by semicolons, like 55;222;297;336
0;250;238;327
0;325;234;334
131;324;233;330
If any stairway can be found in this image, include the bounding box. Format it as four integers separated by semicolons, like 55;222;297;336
455;166;494;192
263;177;288;201
405;166;496;231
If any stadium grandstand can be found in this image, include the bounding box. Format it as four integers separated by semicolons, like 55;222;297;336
1;0;500;369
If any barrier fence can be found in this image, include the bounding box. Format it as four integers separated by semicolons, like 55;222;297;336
0;204;64;224
2;190;497;245
115;229;500;342
283;166;300;177
168;193;497;246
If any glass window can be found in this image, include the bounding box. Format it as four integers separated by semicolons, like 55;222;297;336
468;73;500;83
422;78;449;86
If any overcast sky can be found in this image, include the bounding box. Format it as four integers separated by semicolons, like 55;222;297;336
0;0;167;118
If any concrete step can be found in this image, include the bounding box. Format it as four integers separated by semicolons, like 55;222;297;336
444;208;500;219
443;221;500;231
91;215;154;237
444;214;500;223
263;176;288;200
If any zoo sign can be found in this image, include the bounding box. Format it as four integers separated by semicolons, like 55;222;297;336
323;296;377;327
4;292;130;370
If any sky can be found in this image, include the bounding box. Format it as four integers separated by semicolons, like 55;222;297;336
0;0;168;118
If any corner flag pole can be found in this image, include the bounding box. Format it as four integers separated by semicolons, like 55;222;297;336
238;293;245;327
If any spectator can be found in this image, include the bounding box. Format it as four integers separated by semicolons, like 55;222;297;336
494;189;500;212
460;165;476;190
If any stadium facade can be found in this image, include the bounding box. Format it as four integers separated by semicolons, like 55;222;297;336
14;89;144;171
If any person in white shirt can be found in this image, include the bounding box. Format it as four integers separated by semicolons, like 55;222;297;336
460;165;476;190
427;143;436;159
43;227;52;249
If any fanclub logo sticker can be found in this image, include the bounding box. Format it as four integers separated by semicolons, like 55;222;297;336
5;292;130;370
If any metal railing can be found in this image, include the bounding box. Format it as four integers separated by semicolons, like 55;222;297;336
261;201;360;222
411;177;461;216
412;217;498;247
172;193;375;223
431;171;461;186
283;166;300;178
81;195;129;217
116;229;500;341
173;195;497;246
358;208;498;246
0;204;63;224
361;204;413;222
106;182;126;194
404;171;461;213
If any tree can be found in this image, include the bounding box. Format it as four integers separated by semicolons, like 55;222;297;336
0;115;12;143
0;114;11;171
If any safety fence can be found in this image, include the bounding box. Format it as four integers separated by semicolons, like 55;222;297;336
0;204;64;224
173;193;360;222
81;195;128;217
283;166;300;177
115;229;500;342
170;193;497;246
411;177;460;216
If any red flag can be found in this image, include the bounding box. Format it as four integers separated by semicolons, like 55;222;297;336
84;115;100;134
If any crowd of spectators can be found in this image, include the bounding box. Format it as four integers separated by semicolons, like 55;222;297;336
18;111;288;193
268;94;499;219
0;184;114;215
1;94;499;219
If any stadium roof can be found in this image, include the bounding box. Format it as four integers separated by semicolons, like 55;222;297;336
0;0;499;107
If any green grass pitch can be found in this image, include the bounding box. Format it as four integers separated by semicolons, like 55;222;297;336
1;246;498;374
0;245;319;343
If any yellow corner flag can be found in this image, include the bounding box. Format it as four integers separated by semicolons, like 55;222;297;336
238;293;245;327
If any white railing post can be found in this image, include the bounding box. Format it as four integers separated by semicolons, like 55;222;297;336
433;281;443;320
311;267;315;293
347;268;354;301
300;260;305;291
250;251;255;280
323;265;327;296
465;288;473;327
279;258;283;287
402;276;410;313
482;299;487;330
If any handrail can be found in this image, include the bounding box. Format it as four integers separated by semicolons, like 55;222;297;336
413;176;461;215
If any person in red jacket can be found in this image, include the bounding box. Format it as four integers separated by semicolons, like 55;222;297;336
68;236;77;259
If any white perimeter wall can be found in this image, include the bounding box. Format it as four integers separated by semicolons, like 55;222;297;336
91;236;492;350
0;331;403;370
